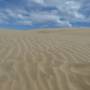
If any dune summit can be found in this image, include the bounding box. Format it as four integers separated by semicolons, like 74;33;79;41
0;29;90;90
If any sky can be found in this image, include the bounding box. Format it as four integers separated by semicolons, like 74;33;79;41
0;0;90;29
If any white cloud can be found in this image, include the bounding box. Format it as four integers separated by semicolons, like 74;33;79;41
30;11;72;27
33;0;44;4
31;0;85;20
16;20;32;25
47;0;83;19
30;12;59;22
0;0;90;27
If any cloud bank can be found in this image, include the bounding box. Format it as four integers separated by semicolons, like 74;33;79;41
0;0;90;28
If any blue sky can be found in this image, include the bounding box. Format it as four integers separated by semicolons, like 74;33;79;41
0;0;90;29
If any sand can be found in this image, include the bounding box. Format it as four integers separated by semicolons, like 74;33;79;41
0;29;90;90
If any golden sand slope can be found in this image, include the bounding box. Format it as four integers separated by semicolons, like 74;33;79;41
0;29;90;90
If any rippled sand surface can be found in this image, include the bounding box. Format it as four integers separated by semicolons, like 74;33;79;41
0;29;90;90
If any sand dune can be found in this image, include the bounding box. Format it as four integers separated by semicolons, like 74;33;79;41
0;29;90;90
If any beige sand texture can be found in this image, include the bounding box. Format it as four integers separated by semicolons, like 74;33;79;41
0;29;90;90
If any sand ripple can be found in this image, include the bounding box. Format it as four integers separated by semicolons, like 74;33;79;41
0;30;90;90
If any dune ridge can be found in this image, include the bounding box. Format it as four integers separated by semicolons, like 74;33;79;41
0;29;90;90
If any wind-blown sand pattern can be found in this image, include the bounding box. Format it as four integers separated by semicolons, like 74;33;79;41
0;29;90;90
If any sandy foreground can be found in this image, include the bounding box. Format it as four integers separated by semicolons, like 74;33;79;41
0;29;90;90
